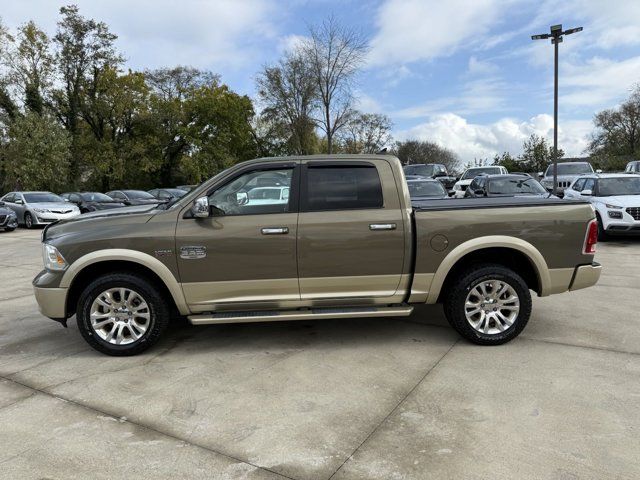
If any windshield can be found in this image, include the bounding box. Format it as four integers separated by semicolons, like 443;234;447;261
488;178;547;195
165;188;187;197
598;177;640;196
123;190;155;199
409;165;434;177
81;192;114;202
24;193;64;203
462;167;502;180
546;163;593;176
408;180;446;197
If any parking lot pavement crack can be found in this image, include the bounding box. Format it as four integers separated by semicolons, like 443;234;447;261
0;374;299;480
35;333;199;392
522;337;640;357
0;391;37;414
326;338;460;480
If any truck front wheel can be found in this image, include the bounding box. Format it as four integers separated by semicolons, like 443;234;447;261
443;264;532;345
76;273;170;356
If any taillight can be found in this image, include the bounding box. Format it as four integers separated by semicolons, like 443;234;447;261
584;219;598;254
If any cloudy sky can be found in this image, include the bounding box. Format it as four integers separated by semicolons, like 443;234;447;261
1;0;639;161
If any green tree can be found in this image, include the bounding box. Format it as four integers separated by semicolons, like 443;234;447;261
519;134;564;173
51;5;123;182
0;21;54;114
145;66;219;185
493;151;523;172
180;84;257;182
2;112;70;191
589;86;640;167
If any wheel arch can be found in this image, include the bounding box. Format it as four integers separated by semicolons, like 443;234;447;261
61;249;189;317
426;236;551;304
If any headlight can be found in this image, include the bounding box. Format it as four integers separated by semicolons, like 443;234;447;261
604;203;622;209
453;184;461;191
42;244;68;271
33;208;50;213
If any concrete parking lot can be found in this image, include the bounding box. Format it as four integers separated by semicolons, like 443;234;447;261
0;228;639;480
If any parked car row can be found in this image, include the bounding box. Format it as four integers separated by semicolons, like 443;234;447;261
0;185;194;229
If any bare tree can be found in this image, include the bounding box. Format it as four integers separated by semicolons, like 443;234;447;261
302;16;368;153
393;139;459;172
256;49;318;155
339;111;393;153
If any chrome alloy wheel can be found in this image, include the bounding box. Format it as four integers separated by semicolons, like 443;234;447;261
464;279;520;335
89;288;151;345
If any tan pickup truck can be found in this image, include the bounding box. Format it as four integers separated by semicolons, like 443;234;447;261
33;155;601;355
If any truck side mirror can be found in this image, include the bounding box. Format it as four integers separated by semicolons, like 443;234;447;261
595;169;603;174
537;172;544;178
191;196;210;218
581;189;593;196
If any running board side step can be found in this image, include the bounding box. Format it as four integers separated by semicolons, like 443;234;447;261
188;305;413;325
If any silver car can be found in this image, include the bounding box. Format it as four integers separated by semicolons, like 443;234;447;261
0;191;80;228
538;162;595;195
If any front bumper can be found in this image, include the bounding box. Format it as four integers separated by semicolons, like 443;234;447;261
569;262;602;291
604;220;640;235
33;270;68;320
0;216;18;229
33;211;80;225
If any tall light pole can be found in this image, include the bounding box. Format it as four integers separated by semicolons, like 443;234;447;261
532;24;582;195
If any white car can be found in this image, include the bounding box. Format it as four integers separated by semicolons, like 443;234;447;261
452;166;508;198
246;186;290;205
563;173;640;240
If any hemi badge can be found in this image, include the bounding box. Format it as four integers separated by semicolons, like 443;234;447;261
180;246;207;259
154;249;173;258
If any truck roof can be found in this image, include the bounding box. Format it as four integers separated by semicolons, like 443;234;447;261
251;154;400;163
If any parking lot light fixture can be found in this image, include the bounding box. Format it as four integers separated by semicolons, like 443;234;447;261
531;24;583;195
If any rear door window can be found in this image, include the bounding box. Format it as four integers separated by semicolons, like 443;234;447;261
303;165;383;211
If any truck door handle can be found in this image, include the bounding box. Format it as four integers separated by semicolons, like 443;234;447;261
369;223;397;231
261;227;289;235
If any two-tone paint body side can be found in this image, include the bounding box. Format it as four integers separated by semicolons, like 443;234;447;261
409;202;596;303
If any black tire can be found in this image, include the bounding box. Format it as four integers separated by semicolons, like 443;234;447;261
596;213;608;242
443;264;532;345
24;212;34;229
76;273;170;356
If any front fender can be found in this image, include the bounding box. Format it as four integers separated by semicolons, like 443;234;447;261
60;248;189;315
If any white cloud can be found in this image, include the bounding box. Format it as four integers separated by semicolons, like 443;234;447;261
398;113;591;162
0;0;279;71
354;93;384;114
368;0;523;66
278;34;308;54
561;56;640;107
394;76;510;118
532;0;640;50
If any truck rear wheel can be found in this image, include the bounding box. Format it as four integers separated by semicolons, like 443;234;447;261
76;273;170;356
443;264;532;345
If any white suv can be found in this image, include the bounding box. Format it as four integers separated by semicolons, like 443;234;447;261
563;173;640;240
